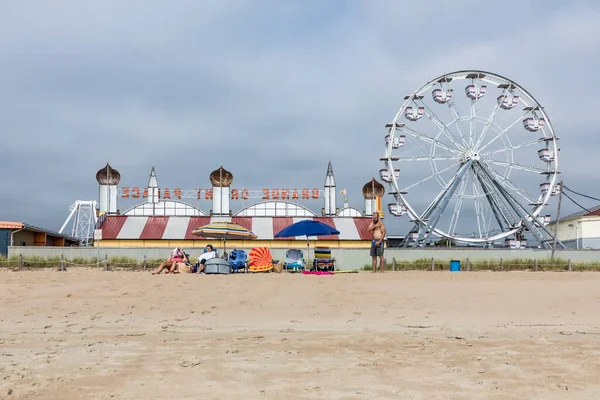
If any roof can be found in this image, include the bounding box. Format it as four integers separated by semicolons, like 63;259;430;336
97;216;375;240
0;221;80;242
549;204;600;224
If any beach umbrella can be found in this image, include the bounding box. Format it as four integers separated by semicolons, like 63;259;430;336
191;222;257;256
274;220;340;269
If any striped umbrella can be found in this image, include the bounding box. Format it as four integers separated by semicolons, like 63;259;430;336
191;222;257;255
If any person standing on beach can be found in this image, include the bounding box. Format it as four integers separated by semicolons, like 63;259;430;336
368;212;386;272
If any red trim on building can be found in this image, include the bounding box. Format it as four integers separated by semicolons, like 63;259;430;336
353;218;372;241
313;217;339;240
231;216;253;232
99;216;128;239
184;216;211;239
139;216;169;240
272;217;294;240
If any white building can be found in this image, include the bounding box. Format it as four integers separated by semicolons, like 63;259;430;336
547;206;600;249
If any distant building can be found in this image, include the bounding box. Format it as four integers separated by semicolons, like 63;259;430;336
546;206;600;249
0;221;80;256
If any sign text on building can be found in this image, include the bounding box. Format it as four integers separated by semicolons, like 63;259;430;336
119;188;320;200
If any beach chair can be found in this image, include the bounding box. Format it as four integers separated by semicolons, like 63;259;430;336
312;246;335;272
229;249;248;273
284;249;305;272
248;247;273;273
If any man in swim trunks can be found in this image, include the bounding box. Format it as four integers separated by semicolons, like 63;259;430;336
368;212;386;273
153;247;188;275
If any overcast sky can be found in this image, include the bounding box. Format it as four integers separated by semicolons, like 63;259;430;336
2;0;600;236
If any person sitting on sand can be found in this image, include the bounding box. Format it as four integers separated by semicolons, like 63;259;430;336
153;247;188;275
195;245;216;273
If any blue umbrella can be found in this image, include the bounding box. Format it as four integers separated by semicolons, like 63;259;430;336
274;220;340;238
275;220;340;270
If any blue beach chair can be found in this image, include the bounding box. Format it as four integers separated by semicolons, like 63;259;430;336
284;249;305;272
229;249;247;273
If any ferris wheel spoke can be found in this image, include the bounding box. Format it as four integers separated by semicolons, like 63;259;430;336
448;174;469;236
395;155;457;162
401;161;461;192
477;109;532;153
401;126;461;154
447;100;469;147
485;159;547;174
480;139;541;157
473;89;506;150
411;99;468;151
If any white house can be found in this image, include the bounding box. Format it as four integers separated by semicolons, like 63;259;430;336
547;206;600;249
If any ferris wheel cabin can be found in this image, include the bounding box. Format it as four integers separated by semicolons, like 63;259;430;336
465;84;487;99
385;134;405;149
388;203;407;216
379;169;400;183
432;89;453;103
497;95;519;109
523;117;545;131
404;106;424;121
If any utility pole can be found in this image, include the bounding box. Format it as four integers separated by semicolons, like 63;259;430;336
551;179;564;260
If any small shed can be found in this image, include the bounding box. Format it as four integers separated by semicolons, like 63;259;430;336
0;221;80;256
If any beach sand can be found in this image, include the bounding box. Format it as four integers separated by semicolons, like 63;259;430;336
1;269;600;399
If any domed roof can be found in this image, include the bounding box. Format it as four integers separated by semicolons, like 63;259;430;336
362;178;385;199
96;163;121;185
209;166;233;187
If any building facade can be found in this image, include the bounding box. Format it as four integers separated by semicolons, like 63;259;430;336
94;163;385;248
0;221;80;256
547;207;600;249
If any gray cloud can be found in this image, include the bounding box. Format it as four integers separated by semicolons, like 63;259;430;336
1;0;599;238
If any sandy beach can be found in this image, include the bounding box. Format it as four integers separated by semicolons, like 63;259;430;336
1;269;600;399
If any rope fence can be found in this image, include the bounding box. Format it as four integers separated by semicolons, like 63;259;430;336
2;253;600;272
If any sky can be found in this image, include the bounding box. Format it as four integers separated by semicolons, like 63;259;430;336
2;0;600;237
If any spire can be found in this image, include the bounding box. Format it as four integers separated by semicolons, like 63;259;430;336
324;161;335;187
148;166;158;188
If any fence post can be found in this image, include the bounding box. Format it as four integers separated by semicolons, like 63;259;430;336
60;254;65;272
534;258;538;272
143;255;147;271
568;259;572;272
500;258;504;271
466;257;471;271
431;257;435;271
19;253;23;270
103;254;108;271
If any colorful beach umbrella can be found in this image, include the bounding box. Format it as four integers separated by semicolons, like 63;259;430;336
191;222;257;255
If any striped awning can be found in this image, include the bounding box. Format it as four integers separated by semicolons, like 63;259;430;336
98;216;373;241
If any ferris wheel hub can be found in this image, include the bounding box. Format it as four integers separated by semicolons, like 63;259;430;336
463;150;480;161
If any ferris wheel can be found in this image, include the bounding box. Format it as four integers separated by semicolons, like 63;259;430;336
381;70;563;247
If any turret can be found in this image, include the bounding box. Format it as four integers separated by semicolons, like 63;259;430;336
96;163;120;214
362;178;385;216
210;166;233;215
323;162;338;216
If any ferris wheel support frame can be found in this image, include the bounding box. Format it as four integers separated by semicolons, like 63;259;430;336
403;160;474;247
475;161;564;249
